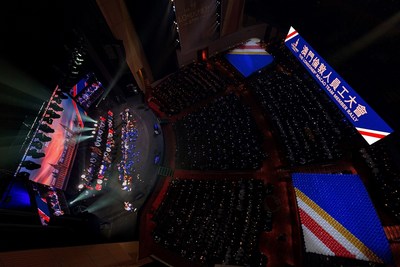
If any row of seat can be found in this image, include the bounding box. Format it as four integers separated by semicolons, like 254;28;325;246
359;145;400;222
247;68;346;166
151;62;229;115
174;94;266;170
152;178;271;266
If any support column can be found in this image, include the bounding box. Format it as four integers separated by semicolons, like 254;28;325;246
96;0;154;93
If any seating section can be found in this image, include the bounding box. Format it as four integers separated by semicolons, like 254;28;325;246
151;62;229;115
118;108;140;192
152;178;270;266
174;94;266;170
359;144;400;222
247;69;347;166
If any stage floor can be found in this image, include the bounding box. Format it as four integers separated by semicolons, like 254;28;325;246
67;93;165;241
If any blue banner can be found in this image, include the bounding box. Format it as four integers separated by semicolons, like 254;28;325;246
285;27;393;144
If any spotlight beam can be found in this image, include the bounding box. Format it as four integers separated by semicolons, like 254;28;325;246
331;11;400;65
0;59;51;101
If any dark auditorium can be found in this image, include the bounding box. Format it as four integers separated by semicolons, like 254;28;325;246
0;0;399;266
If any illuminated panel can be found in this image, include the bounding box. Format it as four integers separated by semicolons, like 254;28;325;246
70;76;88;97
225;38;274;77
292;173;392;264
285;27;393;144
70;73;104;110
35;194;51;226
17;87;86;189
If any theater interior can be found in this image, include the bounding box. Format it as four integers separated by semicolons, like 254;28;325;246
0;0;399;266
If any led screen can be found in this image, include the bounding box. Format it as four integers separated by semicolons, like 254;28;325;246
225;38;274;77
70;73;104;110
17;87;85;189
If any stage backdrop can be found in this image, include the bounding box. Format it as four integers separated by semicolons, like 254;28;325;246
17;87;85;189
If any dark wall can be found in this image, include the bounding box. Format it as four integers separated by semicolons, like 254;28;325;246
125;0;179;81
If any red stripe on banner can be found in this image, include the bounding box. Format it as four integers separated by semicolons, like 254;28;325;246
299;208;355;258
73;85;77;97
285;30;298;40
357;130;386;139
72;100;84;128
38;208;50;222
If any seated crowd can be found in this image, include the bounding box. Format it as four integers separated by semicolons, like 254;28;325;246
247;68;347;166
117;108;140;192
81;111;115;191
174;94;266;170
359;143;400;222
151;62;229;115
152;178;271;267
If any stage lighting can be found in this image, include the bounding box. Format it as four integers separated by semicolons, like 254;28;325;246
78;184;84;189
46;110;61;119
50;102;64;111
27;149;45;159
31;141;43;149
43;117;53;124
92;131;96;134
39;123;55;133
53;97;62;104
81;174;86;178
36;133;52;142
21;160;41;170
